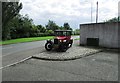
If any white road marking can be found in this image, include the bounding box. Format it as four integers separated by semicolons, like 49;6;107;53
0;56;32;70
2;46;13;50
2;53;13;57
1;52;15;57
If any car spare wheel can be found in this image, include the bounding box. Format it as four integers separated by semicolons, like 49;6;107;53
45;42;53;51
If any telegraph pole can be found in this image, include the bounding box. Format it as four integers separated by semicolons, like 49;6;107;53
96;1;98;23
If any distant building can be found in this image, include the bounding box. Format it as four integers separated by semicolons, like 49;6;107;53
80;22;119;48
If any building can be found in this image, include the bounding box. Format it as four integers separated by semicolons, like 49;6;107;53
80;22;119;48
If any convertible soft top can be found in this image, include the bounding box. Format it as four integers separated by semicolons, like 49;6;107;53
54;30;72;32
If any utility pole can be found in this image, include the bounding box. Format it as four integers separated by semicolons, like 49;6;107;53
96;1;98;23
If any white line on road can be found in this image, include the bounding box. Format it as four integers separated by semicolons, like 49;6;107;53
2;54;10;57
2;46;44;57
0;56;32;70
2;53;14;57
2;46;13;50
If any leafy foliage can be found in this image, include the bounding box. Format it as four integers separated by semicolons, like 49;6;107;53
2;2;74;40
63;23;72;30
10;14;33;39
105;16;120;22
73;29;80;35
46;20;59;31
36;25;46;33
2;2;22;40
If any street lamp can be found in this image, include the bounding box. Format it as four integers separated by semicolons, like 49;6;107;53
96;1;98;23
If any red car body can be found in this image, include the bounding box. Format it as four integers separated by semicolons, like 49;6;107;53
45;30;73;52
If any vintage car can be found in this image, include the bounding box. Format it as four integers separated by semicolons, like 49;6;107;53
45;30;73;52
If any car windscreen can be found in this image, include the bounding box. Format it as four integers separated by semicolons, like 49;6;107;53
55;31;71;36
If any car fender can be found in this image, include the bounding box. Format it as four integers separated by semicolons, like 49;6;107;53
46;39;53;45
70;39;73;44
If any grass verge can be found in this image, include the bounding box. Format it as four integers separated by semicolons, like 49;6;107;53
0;36;54;45
74;38;79;40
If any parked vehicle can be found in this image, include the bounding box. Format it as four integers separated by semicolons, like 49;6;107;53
45;30;73;52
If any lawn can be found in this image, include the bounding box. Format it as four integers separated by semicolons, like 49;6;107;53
0;36;54;45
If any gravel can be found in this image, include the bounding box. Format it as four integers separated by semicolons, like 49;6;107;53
32;40;103;61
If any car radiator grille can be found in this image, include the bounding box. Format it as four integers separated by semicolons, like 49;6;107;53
54;39;58;44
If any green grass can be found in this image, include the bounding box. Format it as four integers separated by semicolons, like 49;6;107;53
74;38;80;40
0;36;54;45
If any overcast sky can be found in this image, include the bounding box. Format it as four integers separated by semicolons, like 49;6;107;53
19;0;119;30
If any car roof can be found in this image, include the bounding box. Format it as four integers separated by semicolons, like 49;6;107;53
54;30;72;32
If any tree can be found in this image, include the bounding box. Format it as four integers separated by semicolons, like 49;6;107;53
17;14;33;38
59;26;64;30
63;23;72;30
105;16;120;22
2;2;22;40
19;14;33;38
9;14;33;38
37;25;46;33
73;29;80;35
46;30;54;36
8;14;21;39
46;20;59;31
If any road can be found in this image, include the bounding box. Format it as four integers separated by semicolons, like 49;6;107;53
1;36;79;67
2;50;118;81
1;35;118;81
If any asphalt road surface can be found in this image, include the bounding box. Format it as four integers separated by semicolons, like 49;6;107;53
2;50;118;81
1;35;118;81
1;36;79;67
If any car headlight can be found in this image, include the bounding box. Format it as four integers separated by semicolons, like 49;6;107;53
59;40;67;42
60;40;62;42
63;40;67;42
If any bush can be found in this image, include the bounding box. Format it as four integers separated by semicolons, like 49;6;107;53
29;32;54;37
46;30;54;36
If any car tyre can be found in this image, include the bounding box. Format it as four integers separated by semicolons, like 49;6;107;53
45;42;53;51
61;45;68;52
69;43;72;47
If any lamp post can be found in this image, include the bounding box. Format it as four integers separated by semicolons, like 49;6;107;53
96;1;98;23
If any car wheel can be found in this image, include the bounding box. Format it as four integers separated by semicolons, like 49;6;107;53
45;42;53;51
69;43;72;47
61;45;68;52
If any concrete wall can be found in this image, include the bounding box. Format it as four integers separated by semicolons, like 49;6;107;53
80;22;119;48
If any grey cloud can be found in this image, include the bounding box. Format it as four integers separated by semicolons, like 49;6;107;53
20;0;118;29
